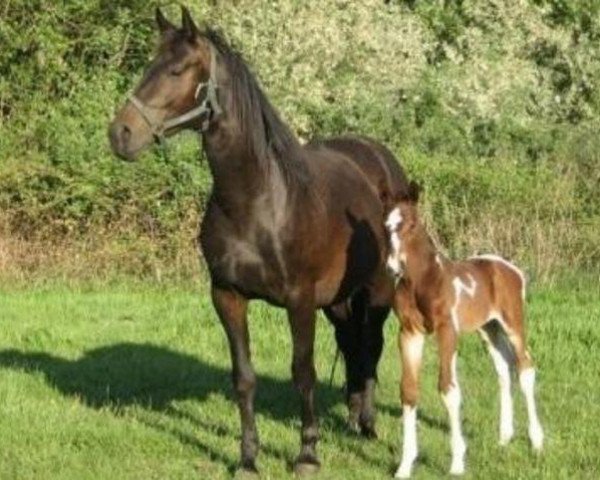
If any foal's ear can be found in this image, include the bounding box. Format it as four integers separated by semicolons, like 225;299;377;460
396;180;422;204
181;6;199;39
156;7;175;34
406;180;421;204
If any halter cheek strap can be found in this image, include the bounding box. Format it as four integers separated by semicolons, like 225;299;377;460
127;44;222;139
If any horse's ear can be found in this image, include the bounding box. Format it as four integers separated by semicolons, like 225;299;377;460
156;7;175;34
181;6;199;39
407;180;421;203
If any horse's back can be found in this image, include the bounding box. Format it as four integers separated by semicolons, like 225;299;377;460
294;136;407;306
308;135;409;209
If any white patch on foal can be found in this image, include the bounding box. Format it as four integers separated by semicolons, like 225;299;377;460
442;353;466;476
450;274;477;332
386;208;404;276
386;207;403;232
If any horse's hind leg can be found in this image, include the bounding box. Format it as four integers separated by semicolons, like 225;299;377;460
359;273;396;438
211;286;259;474
479;320;515;445
324;297;365;434
359;301;389;438
499;305;544;451
325;288;385;438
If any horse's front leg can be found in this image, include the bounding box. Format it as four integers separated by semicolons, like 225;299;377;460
211;286;259;474
287;295;320;475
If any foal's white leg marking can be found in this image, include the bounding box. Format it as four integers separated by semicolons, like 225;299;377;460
396;405;418;479
396;333;425;478
442;354;466;476
471;254;526;300
480;324;514;445
450;274;477;332
519;368;544;451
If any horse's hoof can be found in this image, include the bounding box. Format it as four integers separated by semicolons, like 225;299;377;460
293;456;320;476
347;419;361;435
234;464;259;479
293;462;320;476
360;424;378;439
359;415;377;439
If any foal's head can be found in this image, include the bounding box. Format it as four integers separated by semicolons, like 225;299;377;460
385;181;422;278
109;7;218;159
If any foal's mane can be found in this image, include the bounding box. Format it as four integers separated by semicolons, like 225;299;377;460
201;29;309;186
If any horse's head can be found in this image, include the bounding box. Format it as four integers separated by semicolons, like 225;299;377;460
109;7;220;160
385;181;421;278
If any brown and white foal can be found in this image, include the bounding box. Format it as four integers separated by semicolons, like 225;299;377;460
385;183;543;478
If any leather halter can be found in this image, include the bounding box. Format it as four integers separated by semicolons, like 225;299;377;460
127;43;222;139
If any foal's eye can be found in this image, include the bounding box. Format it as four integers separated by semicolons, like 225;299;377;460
170;65;186;76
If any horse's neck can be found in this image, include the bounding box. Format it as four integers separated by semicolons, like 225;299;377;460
405;227;445;295
203;123;286;220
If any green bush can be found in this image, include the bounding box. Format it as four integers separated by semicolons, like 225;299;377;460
0;0;598;280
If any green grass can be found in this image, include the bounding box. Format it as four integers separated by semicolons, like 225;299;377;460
0;279;598;479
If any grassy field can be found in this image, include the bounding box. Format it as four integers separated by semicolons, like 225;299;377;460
0;278;598;479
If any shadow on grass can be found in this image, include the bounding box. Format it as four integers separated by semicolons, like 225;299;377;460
0;343;455;475
0;343;369;472
0;343;338;413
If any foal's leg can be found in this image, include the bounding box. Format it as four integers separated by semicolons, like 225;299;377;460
211;286;258;473
288;296;320;474
479;321;515;445
500;308;544;451
393;280;425;478
395;327;425;479
436;323;466;476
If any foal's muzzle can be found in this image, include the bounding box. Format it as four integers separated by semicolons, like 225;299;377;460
386;254;404;279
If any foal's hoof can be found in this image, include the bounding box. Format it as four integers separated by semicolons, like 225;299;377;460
293;456;320;476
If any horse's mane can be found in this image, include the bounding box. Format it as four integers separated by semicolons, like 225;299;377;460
201;29;310;187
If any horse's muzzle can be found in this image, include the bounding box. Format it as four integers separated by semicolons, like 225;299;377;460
108;121;136;161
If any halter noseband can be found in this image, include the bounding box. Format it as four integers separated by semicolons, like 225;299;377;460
127;44;222;139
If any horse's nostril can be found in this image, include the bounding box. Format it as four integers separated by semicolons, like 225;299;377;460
121;124;131;143
108;122;132;157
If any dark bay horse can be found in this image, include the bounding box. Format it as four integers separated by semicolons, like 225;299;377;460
109;7;409;475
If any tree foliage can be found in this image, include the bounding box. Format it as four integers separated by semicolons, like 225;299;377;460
0;0;598;276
